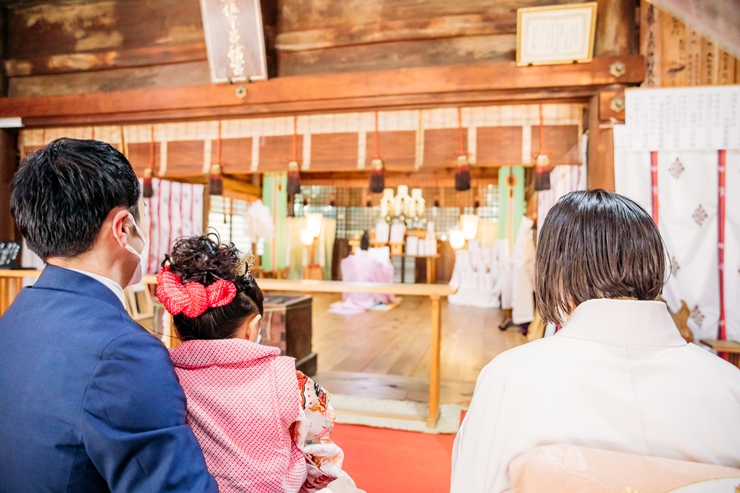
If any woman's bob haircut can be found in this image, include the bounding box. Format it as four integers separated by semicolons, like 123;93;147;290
536;189;667;325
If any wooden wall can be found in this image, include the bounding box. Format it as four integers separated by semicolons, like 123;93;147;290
3;0;636;97
3;0;277;97
275;0;586;77
640;2;739;88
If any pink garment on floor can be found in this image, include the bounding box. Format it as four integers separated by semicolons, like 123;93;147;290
510;444;740;493
330;252;395;315
170;339;306;493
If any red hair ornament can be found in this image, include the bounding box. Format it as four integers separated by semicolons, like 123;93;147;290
156;266;237;318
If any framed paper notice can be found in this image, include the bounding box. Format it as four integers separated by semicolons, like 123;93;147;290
200;0;268;83
517;2;597;67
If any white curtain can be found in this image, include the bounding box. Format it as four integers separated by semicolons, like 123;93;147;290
143;178;204;274
726;151;740;342
537;134;589;228
658;150;720;341
615;86;740;343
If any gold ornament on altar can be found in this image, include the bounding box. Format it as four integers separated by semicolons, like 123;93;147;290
379;186;426;227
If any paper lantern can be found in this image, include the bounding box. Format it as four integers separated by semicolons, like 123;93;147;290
305;213;323;238
460;214;479;240
449;229;466;250
300;228;314;247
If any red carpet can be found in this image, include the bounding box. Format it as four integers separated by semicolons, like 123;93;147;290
331;423;455;493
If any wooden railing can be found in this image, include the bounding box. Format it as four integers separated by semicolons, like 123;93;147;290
0;270;456;428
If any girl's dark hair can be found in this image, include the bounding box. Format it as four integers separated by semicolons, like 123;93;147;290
536;190;667;325
163;233;263;341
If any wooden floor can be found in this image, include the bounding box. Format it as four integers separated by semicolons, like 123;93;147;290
309;293;528;406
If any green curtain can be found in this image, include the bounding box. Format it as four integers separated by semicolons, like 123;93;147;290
261;173;288;272
497;166;525;250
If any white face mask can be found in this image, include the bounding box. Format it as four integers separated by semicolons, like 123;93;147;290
114;213;149;287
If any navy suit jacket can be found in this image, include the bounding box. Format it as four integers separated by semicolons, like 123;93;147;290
0;266;218;493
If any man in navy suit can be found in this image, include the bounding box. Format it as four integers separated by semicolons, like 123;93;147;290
0;139;218;492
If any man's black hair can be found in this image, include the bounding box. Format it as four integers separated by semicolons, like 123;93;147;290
11;138;141;261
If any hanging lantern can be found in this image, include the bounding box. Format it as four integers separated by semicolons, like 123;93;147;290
142;168;154;198
455;154;471;192
533;104;552;192
534;153;552;191
209;164;223;196
454;108;471;192
369;112;385;193
287;116;302;196
369;158;385;193
287;160;302;195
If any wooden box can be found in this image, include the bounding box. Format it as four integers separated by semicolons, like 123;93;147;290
260;294;317;376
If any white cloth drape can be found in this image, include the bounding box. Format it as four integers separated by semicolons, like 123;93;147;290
449;240;501;308
510;217;535;324
498;218;536;323
144;178;203;274
658;151;720;342
725;151;740;342
537;134;588;228
614;142;723;341
613;125;652;213
615;84;740;344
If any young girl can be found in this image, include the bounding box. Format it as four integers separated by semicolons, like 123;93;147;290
157;234;354;493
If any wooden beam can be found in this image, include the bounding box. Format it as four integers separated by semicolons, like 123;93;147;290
222;176;262;198
0;130;17;241
277;34;516;77
4;43;207;77
595;0;637;56
598;85;626;123
275;14;519;51
0;55;644;126
169;174;262;198
19;87;599;127
587;93;615;191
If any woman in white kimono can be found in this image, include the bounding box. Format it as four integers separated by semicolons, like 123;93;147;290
451;190;740;493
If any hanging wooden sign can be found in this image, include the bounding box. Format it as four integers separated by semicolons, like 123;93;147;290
516;2;597;67
200;0;268;83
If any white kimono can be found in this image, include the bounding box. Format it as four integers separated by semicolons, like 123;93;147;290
451;299;740;493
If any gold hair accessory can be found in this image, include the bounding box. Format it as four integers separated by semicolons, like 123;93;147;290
235;252;256;277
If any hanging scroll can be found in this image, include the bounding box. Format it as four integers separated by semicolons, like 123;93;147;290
200;0;268;82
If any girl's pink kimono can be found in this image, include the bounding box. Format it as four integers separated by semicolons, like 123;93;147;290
170;338;349;493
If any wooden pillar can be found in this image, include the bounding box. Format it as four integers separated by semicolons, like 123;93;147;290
587;94;616;191
0;7;14;242
0;130;17;241
595;0;637;56
427;293;442;428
